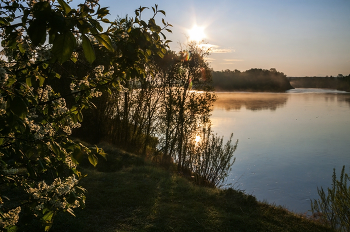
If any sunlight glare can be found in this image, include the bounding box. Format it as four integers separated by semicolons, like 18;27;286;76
188;25;206;42
195;135;201;143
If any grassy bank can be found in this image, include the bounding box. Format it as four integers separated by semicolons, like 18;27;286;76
51;144;332;232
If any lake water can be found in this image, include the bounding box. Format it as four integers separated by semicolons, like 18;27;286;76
211;88;350;214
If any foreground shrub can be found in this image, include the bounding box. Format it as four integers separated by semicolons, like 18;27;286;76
183;128;237;187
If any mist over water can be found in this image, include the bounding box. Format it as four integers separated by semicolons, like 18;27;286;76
211;89;350;214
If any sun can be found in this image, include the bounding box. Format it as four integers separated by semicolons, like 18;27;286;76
188;25;206;42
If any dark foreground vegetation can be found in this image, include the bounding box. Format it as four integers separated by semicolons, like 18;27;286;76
48;143;333;232
212;68;294;92
289;76;350;92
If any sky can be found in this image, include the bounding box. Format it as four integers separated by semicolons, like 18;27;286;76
97;1;349;76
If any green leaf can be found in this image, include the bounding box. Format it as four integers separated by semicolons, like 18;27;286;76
77;110;83;122
140;20;148;28
49;30;56;44
70;105;78;114
9;96;28;119
26;77;32;87
88;154;98;167
97;7;109;18
51;142;60;156
38;76;45;86
44;225;52;232
42;63;49;69
82;35;95;64
27;162;37;177
140;6;148;12
42;210;54;222
27;19;46;46
157;50;164;58
71;56;77;63
95;145;107;159
18;43;25;53
52;31;76;64
6;225;17;232
101;18;110;23
57;0;71;15
160;32;166;40
158;10;166;16
89;19;103;32
94;34;114;52
15;120;26;133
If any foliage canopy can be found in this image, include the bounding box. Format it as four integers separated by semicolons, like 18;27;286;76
0;0;170;230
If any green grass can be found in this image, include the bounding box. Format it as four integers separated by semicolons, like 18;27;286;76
51;144;333;232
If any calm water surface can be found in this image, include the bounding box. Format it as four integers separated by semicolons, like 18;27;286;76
211;88;350;214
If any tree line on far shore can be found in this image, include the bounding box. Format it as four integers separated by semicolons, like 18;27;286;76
211;68;294;92
288;75;350;92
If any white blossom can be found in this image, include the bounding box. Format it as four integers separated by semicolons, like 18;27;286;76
90;88;102;97
79;79;89;87
0;207;21;229
70;83;76;91
71;52;78;59
37;85;53;103
26;175;85;214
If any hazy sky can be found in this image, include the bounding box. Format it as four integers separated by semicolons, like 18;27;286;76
100;0;349;76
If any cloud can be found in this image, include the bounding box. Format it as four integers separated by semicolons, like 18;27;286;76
211;48;234;53
198;43;217;48
204;57;216;61
198;44;234;53
223;59;244;62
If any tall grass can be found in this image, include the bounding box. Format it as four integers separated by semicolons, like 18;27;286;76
311;166;350;231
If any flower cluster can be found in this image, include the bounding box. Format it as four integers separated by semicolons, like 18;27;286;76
26;175;85;214
0;207;21;229
52;98;68;115
93;65;114;80
61;116;81;136
90;88;102;98
65;155;77;169
71;52;78;59
25;118;55;140
37;85;53;103
79;79;90;87
70;83;76;91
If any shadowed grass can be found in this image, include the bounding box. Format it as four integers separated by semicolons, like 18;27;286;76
51;144;333;232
